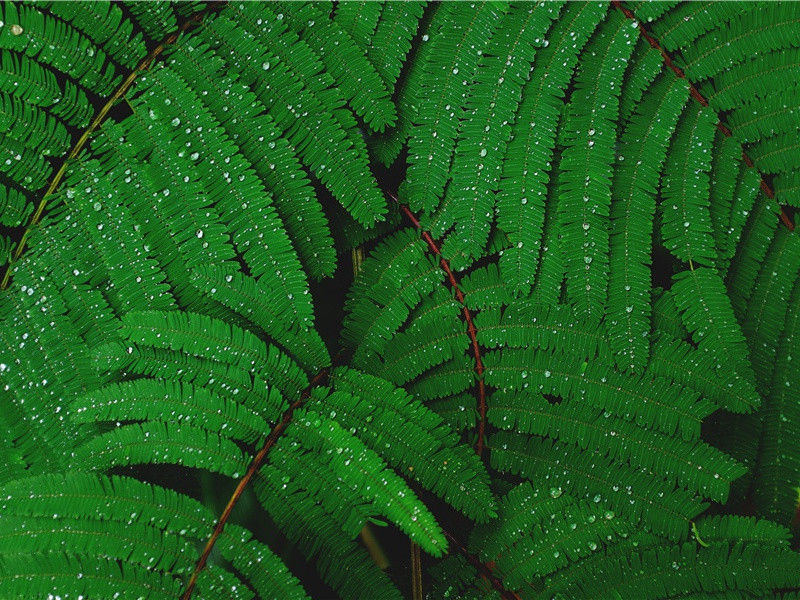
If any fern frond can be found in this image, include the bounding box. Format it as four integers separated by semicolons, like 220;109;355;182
0;185;30;227
430;2;563;265
0;471;309;599
478;488;633;587
334;1;383;50
2;3;800;597
329;367;495;522
474;301;611;359
489;392;744;501
126;1;179;44
0;49;91;127
741;227;800;394
165;39;337;279
617;37;664;124
680;3;800;84
342;228;445;367
607;72;688;372
71;421;251;476
0;92;69;157
484;347;715;440
707;131;745;274
117;309;309;398
0;553;182;598
659;101;718;267
702;46;800;113
726;194;782;319
559;9;636;319
71;378;271;445
694;514;791;545
0;131;50;188
727;86;800;148
489;431;708;540
640;2;755;53
751;271;800;525
368;3;440;167
670;267;759;401
426;393;477;434
651;286;690;341
403;1;509;213
531;147;566;305
365;1;426;90
252;471;404;600
197;4;387;226
43;1;145;67
93;342;286;421
496;1;606;294
552;538;800;599
289;406;447;555
188;266;329;373
648;332;759;414
218;524;311;600
1;2;121;96
405;356;475;402
277;1;396;132
461;262;513;311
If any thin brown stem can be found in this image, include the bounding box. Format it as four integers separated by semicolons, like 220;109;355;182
388;194;488;457
180;368;330;600
612;0;794;232
361;525;390;570
411;541;423;600
388;195;521;598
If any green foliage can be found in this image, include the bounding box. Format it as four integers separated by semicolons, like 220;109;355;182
1;1;800;599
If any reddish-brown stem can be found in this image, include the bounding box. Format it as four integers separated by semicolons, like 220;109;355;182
611;0;794;232
442;530;522;600
389;195;519;596
389;195;487;457
180;368;330;600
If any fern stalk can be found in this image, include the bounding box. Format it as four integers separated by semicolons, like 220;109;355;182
181;366;331;600
390;192;488;456
613;0;794;232
389;192;524;598
410;541;423;600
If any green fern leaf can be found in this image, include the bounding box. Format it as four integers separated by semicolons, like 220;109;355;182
607;72;688;372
